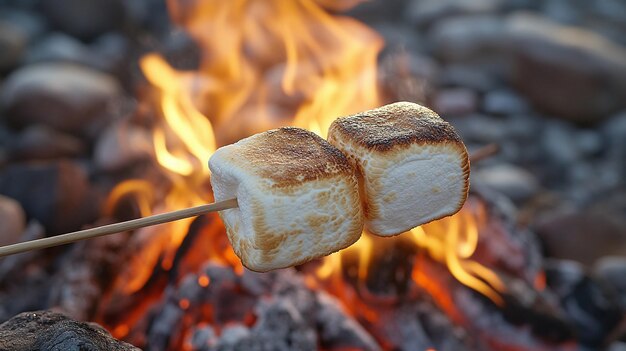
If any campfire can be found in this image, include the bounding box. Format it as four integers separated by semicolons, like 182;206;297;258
1;0;625;350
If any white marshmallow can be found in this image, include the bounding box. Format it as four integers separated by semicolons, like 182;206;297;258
328;102;469;236
209;127;363;272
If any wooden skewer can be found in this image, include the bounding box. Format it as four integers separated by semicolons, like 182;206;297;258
0;198;238;258
0;145;498;259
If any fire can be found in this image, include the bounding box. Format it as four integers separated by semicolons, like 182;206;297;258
101;0;506;346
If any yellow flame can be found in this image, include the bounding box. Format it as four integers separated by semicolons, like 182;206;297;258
415;203;506;305
104;1;507;334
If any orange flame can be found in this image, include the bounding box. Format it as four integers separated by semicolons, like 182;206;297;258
102;0;507;343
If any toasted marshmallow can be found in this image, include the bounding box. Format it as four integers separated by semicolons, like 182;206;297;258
327;102;469;236
209;127;363;272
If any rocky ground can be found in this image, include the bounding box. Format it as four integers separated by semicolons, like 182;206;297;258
0;0;625;350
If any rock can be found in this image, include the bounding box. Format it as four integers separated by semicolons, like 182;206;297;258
24;32;130;74
0;160;101;235
544;259;586;299
438;64;501;93
90;33;130;74
535;211;626;266
541;122;581;164
0;195;25;246
474;164;540;203
545;259;624;348
447;114;506;143
0;10;47;43
346;0;408;24
94;121;153;172
575;129;603;157
610;343;626;351
40;0;126;40
0;62;122;135
593;256;626;307
8;125;85;162
429;15;508;62
483;89;530;116
0;310;139;350
431;88;478;117
506;13;626;123
602;112;626;176
541;0;583;24
0;21;27;72
24;33;90;65
407;0;504;27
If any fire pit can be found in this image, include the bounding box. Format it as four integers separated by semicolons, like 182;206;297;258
1;0;625;350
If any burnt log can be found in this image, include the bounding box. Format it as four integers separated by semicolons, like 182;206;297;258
0;310;139;351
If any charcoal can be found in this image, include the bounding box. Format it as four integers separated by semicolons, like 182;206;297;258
249;299;317;351
559;274;624;347
316;293;381;351
213;324;255;351
0;160;101;235
48;229;133;321
0;310;139;351
188;325;218;351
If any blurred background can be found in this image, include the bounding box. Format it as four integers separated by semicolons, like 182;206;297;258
0;0;625;350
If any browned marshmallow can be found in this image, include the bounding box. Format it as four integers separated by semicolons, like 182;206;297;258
328;102;469;236
209;127;363;272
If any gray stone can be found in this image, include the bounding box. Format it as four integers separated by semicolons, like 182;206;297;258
506;13;626;123
541;0;583;24
591;0;626;23
0;195;25;247
24;33;90;65
483;90;530;116
0;21;27;72
575;129;603;157
544;259;586;299
0;310;140;350
8;125;85;161
431;88;478;117
448;114;506;143
0;10;47;43
94;121;153;172
429;15;508;62
610;342;626;351
535;211;626;266
0;160;100;235
542;122;580;164
40;0;126;40
438;64;501;92
407;0;504;27
474;164;540;202
593;256;626;306
24;32;130;74
0;62;122;134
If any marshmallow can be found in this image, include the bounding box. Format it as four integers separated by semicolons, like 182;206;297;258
327;102;469;236
209;127;363;272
